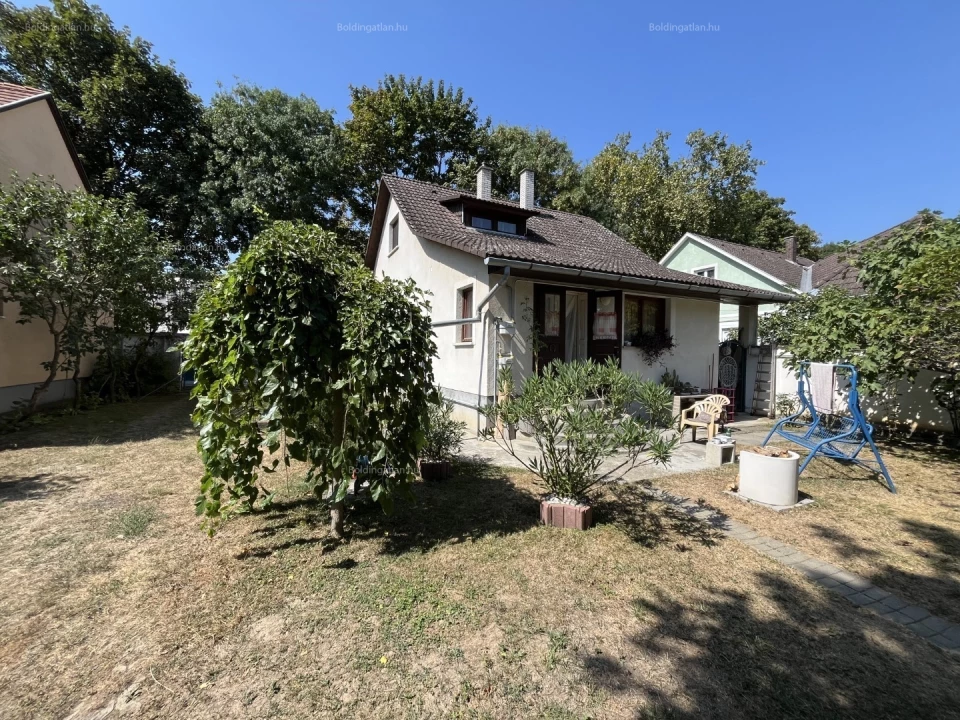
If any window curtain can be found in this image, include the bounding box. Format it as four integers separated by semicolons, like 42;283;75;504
565;292;588;362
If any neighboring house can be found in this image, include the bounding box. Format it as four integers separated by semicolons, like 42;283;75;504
663;217;950;432
365;167;793;431
0;82;93;414
660;232;814;340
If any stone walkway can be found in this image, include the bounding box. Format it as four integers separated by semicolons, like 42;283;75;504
462;421;960;655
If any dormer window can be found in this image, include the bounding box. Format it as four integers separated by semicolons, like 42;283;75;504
444;195;535;237
471;216;493;230
497;220;517;234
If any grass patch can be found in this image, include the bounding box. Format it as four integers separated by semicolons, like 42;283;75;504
109;505;158;538
0;396;958;719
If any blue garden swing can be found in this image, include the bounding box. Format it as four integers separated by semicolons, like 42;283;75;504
762;362;896;492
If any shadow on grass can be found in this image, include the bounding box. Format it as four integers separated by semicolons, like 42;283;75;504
0;472;83;503
349;459;541;555
811;519;960;624
580;570;960;719
0;394;194;452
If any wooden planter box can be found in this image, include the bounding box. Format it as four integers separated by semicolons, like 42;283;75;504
540;500;593;530
419;460;452;481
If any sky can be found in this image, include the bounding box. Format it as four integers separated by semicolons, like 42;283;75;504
84;0;959;245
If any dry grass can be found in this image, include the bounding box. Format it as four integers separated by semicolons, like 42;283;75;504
0;396;959;719
657;438;960;623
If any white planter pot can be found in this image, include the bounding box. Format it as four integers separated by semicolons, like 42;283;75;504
739;450;800;506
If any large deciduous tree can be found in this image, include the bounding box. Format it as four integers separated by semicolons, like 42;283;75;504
582;131;819;259
181;222;437;538
760;211;960;436
451;125;583;209
343;75;490;225
0;177;168;415
201;82;351;253
0;0;212;266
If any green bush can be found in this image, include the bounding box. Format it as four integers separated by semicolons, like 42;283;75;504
422;393;466;462
484;359;677;501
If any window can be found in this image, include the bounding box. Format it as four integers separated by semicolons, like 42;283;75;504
693;266;716;279
497;220;517;234
543;292;561;337
457;286;474;343
624;295;666;345
471;216;493;230
388;216;399;253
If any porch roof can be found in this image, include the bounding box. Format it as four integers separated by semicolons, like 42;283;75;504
367;175;795;305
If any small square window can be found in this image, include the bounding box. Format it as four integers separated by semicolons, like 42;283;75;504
457;286;474;343
471;216;492;230
389;216;399;253
694;267;715;279
497;220;517;234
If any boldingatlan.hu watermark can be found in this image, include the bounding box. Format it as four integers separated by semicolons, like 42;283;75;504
337;22;408;33
649;22;720;33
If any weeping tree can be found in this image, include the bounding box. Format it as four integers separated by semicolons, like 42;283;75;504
181;222;437;538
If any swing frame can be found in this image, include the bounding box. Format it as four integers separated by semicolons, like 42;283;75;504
762;362;896;492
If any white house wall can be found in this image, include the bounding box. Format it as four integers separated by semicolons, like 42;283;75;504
373;196;493;430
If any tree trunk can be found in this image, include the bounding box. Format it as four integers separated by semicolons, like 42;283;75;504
71;354;83;410
329;495;346;539
25;331;62;418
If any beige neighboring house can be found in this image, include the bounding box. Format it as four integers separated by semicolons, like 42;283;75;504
0;82;93;413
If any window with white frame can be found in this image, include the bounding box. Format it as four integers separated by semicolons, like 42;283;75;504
693;265;716;279
456;285;474;343
388;216;399;253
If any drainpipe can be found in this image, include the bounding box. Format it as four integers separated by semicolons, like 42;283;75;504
431;266;511;328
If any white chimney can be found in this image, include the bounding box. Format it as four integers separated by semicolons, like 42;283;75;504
784;236;797;262
477;165;492;200
520;168;535;209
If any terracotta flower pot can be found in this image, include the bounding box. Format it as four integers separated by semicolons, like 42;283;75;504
540;499;593;530
419;459;452;481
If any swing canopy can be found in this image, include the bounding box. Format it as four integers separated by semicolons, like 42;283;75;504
762;362;896;492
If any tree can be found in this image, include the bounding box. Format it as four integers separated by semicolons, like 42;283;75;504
760;211;960;436
0;0;213;267
181;221;437;538
343;75;490;225
581;130;819;259
450;125;583;209
201;82;351;253
0;177;166;415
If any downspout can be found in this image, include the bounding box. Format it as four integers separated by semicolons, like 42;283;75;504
431;266;511;328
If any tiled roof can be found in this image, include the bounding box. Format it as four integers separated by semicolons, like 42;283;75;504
373;175;790;297
684;232;813;288
0;82;47;107
812;215;922;295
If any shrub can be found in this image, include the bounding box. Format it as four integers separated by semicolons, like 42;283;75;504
422;393;466;462
484;359;677;501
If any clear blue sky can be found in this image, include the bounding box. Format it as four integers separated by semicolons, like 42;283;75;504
88;0;959;245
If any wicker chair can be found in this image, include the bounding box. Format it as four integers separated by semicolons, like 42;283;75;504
679;394;730;442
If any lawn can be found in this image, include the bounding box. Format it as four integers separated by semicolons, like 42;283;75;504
656;438;960;624
1;396;959;719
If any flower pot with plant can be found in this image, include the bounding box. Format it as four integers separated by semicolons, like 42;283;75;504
483;359;677;530
419;392;467;481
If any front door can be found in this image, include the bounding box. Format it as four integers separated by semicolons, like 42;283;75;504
588;291;622;366
534;285;565;372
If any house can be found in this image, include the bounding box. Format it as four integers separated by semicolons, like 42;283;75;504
364;167;794;431
660;232;814;340
662;217;951;432
0;82;92;414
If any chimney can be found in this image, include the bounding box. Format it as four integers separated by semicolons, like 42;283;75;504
784;236;797;262
476;165;492;200
520;168;535;209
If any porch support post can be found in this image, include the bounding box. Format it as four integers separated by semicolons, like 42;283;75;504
739;305;758;348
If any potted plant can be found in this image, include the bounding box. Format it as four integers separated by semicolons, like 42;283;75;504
483;359;677;530
419;393;466;481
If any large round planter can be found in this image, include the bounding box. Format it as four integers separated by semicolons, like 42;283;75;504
540;500;593;531
419;460;452;482
739;450;800;506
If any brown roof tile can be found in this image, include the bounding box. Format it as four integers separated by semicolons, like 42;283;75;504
373;175;792;299
0;82;47;107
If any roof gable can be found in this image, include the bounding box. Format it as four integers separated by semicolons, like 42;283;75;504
662;232;810;289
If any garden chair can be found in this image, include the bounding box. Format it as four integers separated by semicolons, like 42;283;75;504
679;395;730;442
